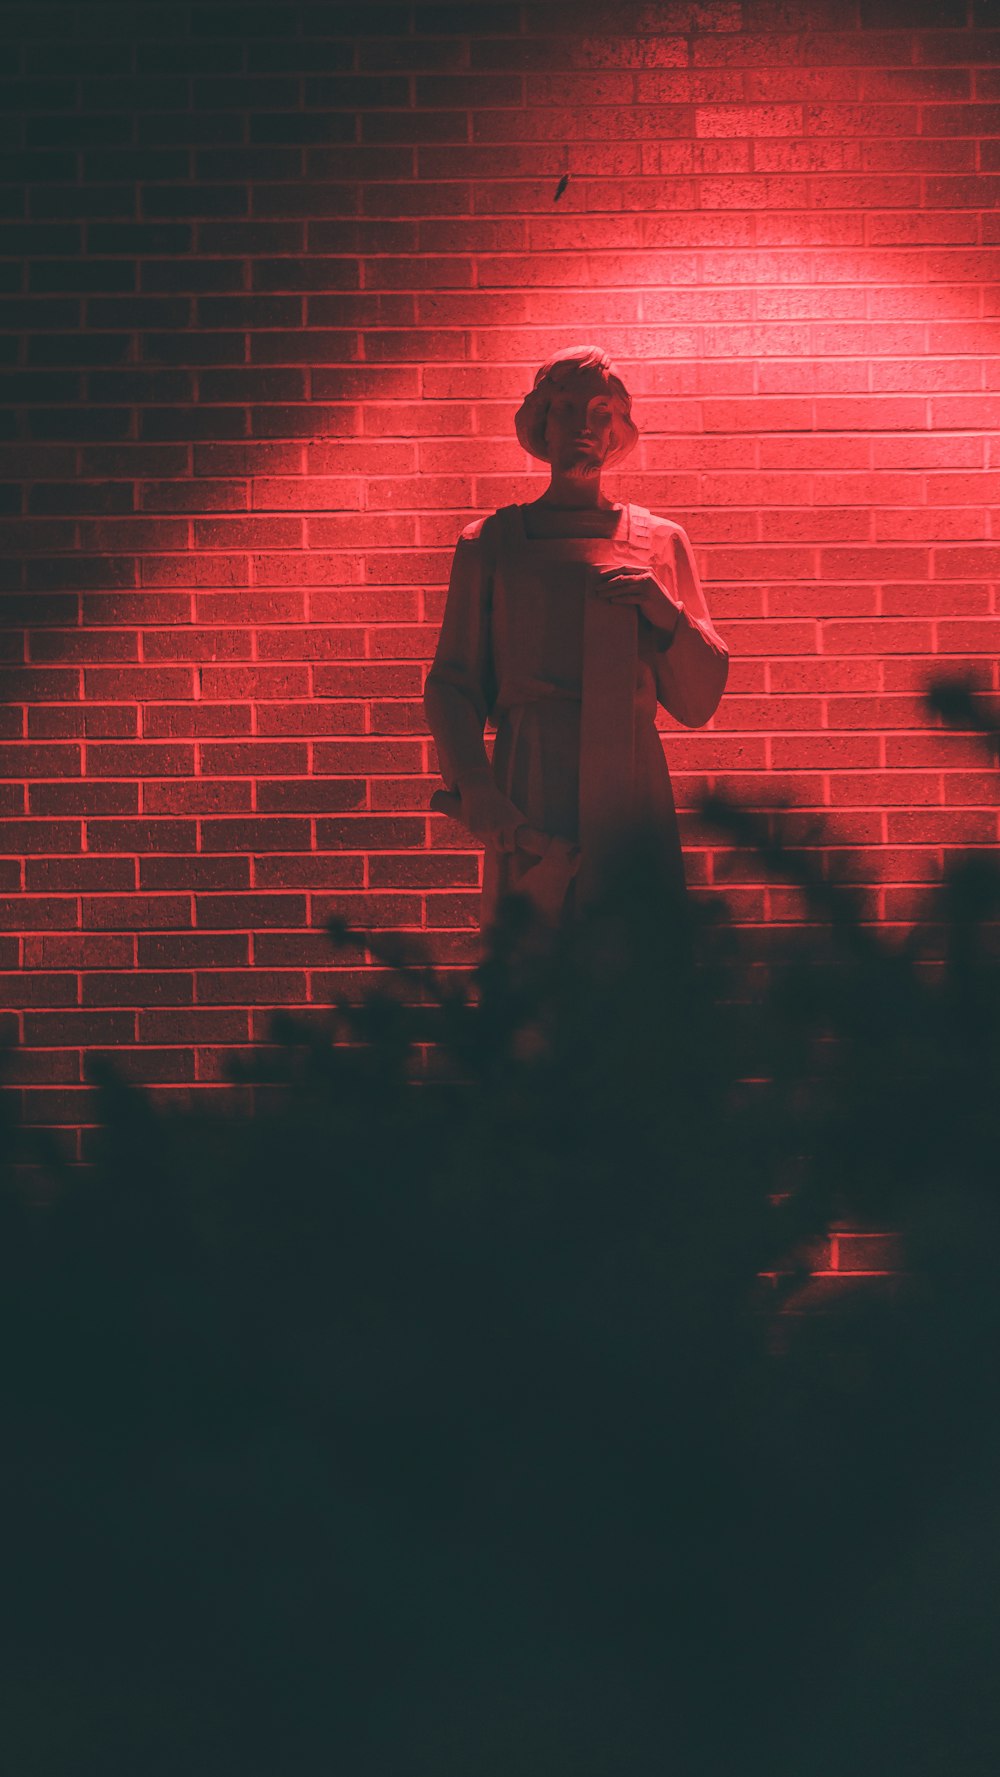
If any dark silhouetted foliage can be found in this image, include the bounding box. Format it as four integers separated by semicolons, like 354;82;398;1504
0;676;998;1775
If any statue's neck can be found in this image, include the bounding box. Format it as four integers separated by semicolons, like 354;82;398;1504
537;468;613;510
520;501;623;540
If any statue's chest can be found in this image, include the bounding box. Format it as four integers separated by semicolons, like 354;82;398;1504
494;536;647;679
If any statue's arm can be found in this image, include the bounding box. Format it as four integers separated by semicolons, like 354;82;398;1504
423;520;499;796
649;524;729;729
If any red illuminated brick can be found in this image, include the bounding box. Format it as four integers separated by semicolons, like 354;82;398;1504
0;1;996;1136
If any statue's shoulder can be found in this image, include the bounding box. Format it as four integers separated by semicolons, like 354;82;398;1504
458;507;512;543
641;511;690;559
458;514;489;545
645;511;683;539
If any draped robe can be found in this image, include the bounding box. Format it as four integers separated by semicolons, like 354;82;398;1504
424;502;729;935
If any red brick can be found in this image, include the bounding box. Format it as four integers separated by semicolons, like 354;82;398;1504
778;727;885;770
142;478;249;513
30;782;139;816
80;594;189;628
196;893;307;929
0;819;82;854
140;856;250;890
88;1047;197;1084
668;736;767;772
199;742;308;776
254;854;365;888
196;590;305;623
710;697;821;732
200;665;310;699
86;744;195;777
202;818;311;853
82;972;194;1007
826;695;932;729
0;972;78;1008
251;476;363;510
196;969;307;1005
141;554;248;589
24;931;133;973
370;702;430;735
255;779;366;813
252;931;346;966
372;777;436;812
26;857;135;892
139;934;249;968
717;621;816;658
143;781;252;815
935;545;1000;577
821;621;935;654
828;774;941;808
0;746;80;781
424;893;484;929
296;591;419;624
194;515;303;549
886;734;981;769
254;702;366;735
83;894;192;931
25;1010;135;1045
87;820;197;853
143;704;254;738
835;849;941;884
937;620;1000;653
369;852;478;888
142;629;252;663
312;891;422;928
0;895;77;930
84;667;194;700
138;1009;250;1044
30;705;139;739
940;772;1000;806
316;816;425;849
888;811;997;843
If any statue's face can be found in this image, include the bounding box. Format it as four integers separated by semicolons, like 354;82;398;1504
542;366;619;473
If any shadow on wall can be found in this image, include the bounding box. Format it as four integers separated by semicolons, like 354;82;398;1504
0;678;998;1777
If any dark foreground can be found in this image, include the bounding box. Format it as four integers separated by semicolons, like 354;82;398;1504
0;680;998;1776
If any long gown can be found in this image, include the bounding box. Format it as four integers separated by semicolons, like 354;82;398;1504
423;501;729;936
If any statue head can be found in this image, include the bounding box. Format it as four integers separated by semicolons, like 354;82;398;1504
514;345;639;470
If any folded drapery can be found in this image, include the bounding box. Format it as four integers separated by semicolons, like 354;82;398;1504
426;502;728;931
430;558;640;923
574;570;638;911
429;781;582;922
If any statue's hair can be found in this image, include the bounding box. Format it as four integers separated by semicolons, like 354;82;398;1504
514;345;639;466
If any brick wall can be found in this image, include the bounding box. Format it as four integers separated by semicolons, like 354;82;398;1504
2;0;999;1154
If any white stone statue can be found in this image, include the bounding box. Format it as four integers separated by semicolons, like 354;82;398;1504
424;345;729;934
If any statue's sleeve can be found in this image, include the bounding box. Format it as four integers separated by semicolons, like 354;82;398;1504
423;520;499;794
649;524;729;729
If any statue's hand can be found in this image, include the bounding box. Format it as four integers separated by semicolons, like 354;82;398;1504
458;772;531;854
590;565;681;642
